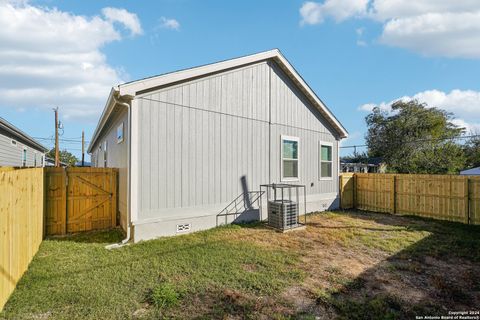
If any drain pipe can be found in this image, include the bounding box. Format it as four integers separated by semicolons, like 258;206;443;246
106;95;132;249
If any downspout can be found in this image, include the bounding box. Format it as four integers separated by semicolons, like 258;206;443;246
106;95;133;249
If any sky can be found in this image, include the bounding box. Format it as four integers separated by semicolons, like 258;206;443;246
1;0;480;158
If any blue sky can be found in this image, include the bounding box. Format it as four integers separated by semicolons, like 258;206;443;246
1;0;480;157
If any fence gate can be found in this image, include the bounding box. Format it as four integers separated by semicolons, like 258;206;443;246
45;167;118;236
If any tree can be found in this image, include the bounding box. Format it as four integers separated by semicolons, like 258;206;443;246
46;148;78;167
464;132;480;169
365;100;466;174
341;151;369;163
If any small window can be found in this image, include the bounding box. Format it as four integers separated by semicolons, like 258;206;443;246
117;122;124;144
320;142;333;179
11;139;17;146
34;152;37;167
103;141;108;168
281;135;299;181
22;149;27;167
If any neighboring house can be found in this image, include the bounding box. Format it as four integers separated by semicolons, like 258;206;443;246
75;161;91;167
44;157;68;167
0;117;47;167
341;157;386;173
460;167;480;175
88;49;348;241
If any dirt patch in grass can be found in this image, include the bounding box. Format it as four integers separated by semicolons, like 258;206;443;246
2;210;480;319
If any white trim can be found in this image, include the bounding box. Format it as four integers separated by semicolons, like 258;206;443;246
130;98;139;223
319;141;333;181
281;135;299;182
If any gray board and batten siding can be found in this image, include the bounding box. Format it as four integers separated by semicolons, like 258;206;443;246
88;50;347;241
0;117;46;167
132;60;340;240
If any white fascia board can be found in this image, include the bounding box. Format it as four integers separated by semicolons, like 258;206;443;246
273;52;348;139
118;49;279;97
87;87;119;153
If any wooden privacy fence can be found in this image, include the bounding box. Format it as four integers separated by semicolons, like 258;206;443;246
0;168;44;310
45;167;118;236
340;173;480;225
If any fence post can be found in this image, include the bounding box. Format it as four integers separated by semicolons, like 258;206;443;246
467;177;470;225
353;174;357;209
339;174;343;209
392;175;396;214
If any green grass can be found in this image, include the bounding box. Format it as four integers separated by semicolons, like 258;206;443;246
2;210;480;319
1;225;302;319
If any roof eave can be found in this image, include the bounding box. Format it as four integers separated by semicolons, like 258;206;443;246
87;87;119;153
0;118;48;152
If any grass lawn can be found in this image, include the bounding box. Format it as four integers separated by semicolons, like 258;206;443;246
1;210;480;319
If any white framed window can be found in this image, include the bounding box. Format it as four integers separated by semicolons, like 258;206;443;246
281;135;299;181
319;141;333;180
117;122;124;144
11;139;17;147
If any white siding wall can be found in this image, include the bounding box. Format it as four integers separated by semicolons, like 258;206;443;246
134;61;340;223
270;63;339;195
90;108;129;231
0;131;44;167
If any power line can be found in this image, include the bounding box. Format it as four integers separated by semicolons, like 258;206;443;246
340;134;480;149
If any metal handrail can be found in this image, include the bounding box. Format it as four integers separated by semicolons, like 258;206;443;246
216;191;265;226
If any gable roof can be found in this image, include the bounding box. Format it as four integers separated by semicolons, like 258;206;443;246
460;167;480;175
88;49;348;152
0;117;47;152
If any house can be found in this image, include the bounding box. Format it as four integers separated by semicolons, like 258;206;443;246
460;167;480;175
88;49;348;242
44;157;68;167
341;157;386;173
0;117;47;167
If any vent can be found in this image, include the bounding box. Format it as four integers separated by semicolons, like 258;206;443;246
176;223;191;233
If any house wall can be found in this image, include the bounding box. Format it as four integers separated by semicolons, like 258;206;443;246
90;107;129;231
132;60;341;240
0;128;45;167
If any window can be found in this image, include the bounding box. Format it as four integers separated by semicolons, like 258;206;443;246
34;152;37;167
11;139;17;146
117;122;124;143
320;142;333;179
103;141;108;168
22;149;27;167
281;135;299;181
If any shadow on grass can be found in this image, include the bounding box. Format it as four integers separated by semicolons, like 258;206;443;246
46;228;124;244
308;210;480;319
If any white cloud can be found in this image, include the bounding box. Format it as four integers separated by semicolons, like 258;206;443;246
300;0;368;25
102;7;143;36
300;1;480;58
159;17;180;30
0;1;141;122
359;89;480;134
356;40;367;47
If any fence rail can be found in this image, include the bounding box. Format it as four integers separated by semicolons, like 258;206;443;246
340;173;480;225
0;168;44;310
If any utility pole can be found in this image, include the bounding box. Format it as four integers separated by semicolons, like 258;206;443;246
54;107;59;167
81;130;85;167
